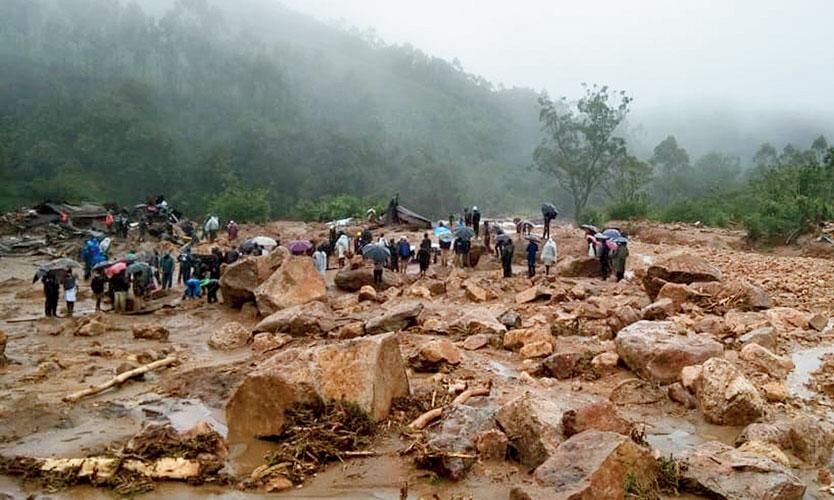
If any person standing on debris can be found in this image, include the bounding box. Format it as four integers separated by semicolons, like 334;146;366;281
132;273;145;311
335;233;350;268
161;252;175;290
202;278;220;304
42;272;60;317
111;271;129;313
472;207;481;236
483;221;491;249
418;233;431;277
91;270;107;311
599;237;611;280
500;239;514;278
104;211;114;234
178;249;192;285
388;238;399;272
526;239;539;278
464;207;472;227
226;220;239;242
612;239;629;282
373;259;384;286
204;215;220;243
439;235;451;267
313;246;327;276
541;237;557;276
397;237;411;273
151;250;161;283
138;217;148;242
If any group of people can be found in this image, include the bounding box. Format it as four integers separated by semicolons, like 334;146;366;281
584;227;630;281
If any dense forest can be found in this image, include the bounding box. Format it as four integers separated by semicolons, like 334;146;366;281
0;0;551;219
2;0;833;243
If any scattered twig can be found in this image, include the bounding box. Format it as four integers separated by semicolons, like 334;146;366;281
407;385;491;430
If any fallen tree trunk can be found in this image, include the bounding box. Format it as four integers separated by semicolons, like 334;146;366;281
408;386;490;430
63;356;178;403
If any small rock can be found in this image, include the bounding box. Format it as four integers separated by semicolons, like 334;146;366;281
408;286;432;300
503;327;552;351
250;333;292;355
542;351;588;380
410;339;461;372
132;324;170;341
500;310;522;329
641;298;676;320
475;429;509;461
656;282;694;308
668;382;697;409
762;381;787;402
208;322;250;351
808;313;828;332
519;341;553;359
680;365;702;391
75;320;107;337
464;280;489;303
332;322;365;339
736;440;791;467
738;327;776;350
516;286;551;305
462;334;491;351
740;343;795;379
364;301;424;334
358;285;377;302
562;402;634;438
590;352;619;377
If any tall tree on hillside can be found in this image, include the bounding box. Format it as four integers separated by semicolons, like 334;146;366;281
602;155;653;203
752;142;778;170
649;135;691;203
533;84;631;217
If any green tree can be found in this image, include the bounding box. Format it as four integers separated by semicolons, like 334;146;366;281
649;135;690;203
533;84;631;217
752;142;778;170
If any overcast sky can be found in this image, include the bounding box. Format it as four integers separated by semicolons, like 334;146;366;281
279;0;834;114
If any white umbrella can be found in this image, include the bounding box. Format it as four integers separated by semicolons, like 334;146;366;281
251;236;278;249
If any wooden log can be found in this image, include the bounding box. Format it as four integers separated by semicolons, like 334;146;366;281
407;386;491;430
63;356;178;403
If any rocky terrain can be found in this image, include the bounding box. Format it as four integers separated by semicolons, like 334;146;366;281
1;220;834;499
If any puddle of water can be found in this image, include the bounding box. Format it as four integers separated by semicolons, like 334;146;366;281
787;343;834;400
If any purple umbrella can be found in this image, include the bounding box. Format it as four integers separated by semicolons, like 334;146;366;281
287;240;313;255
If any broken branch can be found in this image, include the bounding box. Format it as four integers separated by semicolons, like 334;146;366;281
63;356;178;403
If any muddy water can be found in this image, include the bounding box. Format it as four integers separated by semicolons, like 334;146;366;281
787;343;834;400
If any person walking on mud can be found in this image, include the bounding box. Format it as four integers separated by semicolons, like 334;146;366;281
500;239;514;278
397;237;411;273
599;237;611;280
612;238;629;282
42;272;60;317
526;238;539;278
91;270;107;311
63;268;78;316
541;237;557;276
418;233;431;277
472;206;481;236
161;252;175;290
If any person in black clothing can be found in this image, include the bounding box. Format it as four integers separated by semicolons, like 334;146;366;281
472;207;481;236
91;271;107;311
464;207;472;227
178;251;192;285
599;238;611;280
225;248;240;264
418;233;432;277
203;279;220;304
388;238;399;272
42;272;60;317
500;240;514;278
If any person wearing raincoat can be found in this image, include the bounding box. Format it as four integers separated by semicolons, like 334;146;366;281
541;238;558;276
204;215;220;243
313;247;327;276
226;221;239;242
612;240;630;282
526;239;539;278
104;211;114;233
335;233;350;268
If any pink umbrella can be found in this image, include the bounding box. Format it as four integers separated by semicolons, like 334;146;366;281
105;261;127;278
287;240;313;255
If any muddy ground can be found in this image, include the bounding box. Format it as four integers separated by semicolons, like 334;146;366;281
1;220;834;499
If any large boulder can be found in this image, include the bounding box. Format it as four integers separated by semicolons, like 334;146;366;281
694;358;764;426
364;301;424;334
615;321;723;384
496;393;565;467
532;430;657;499
219;258;260;308
643;253;722;300
226;332;408;440
254;301;336;336
679;441;805;499
736;416;834;467
208;322;250;350
690;280;772;312
556;257;601;278
448;311;507;337
334;268;402;292
254;257;326;315
254;247;290;282
421;401;497;480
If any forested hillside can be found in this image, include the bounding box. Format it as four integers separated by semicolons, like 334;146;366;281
0;0;552;219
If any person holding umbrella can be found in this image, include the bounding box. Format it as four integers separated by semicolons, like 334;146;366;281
542;203;558;239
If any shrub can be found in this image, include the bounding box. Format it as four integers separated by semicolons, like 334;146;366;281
577;208;607;228
606;199;650;221
207;186;271;223
296;195;382;222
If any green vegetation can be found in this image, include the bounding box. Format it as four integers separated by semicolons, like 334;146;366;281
207;186;271;223
295;195;383;222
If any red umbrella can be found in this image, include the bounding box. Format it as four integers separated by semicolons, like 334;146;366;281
105;261;127;278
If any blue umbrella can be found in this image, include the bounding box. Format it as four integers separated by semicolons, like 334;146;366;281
438;232;454;243
434;226;452;237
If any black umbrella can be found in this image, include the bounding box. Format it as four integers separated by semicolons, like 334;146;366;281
92;260;116;271
541;203;559;218
362;243;391;263
495;234;512;244
39;258;82;272
453;226;476;241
